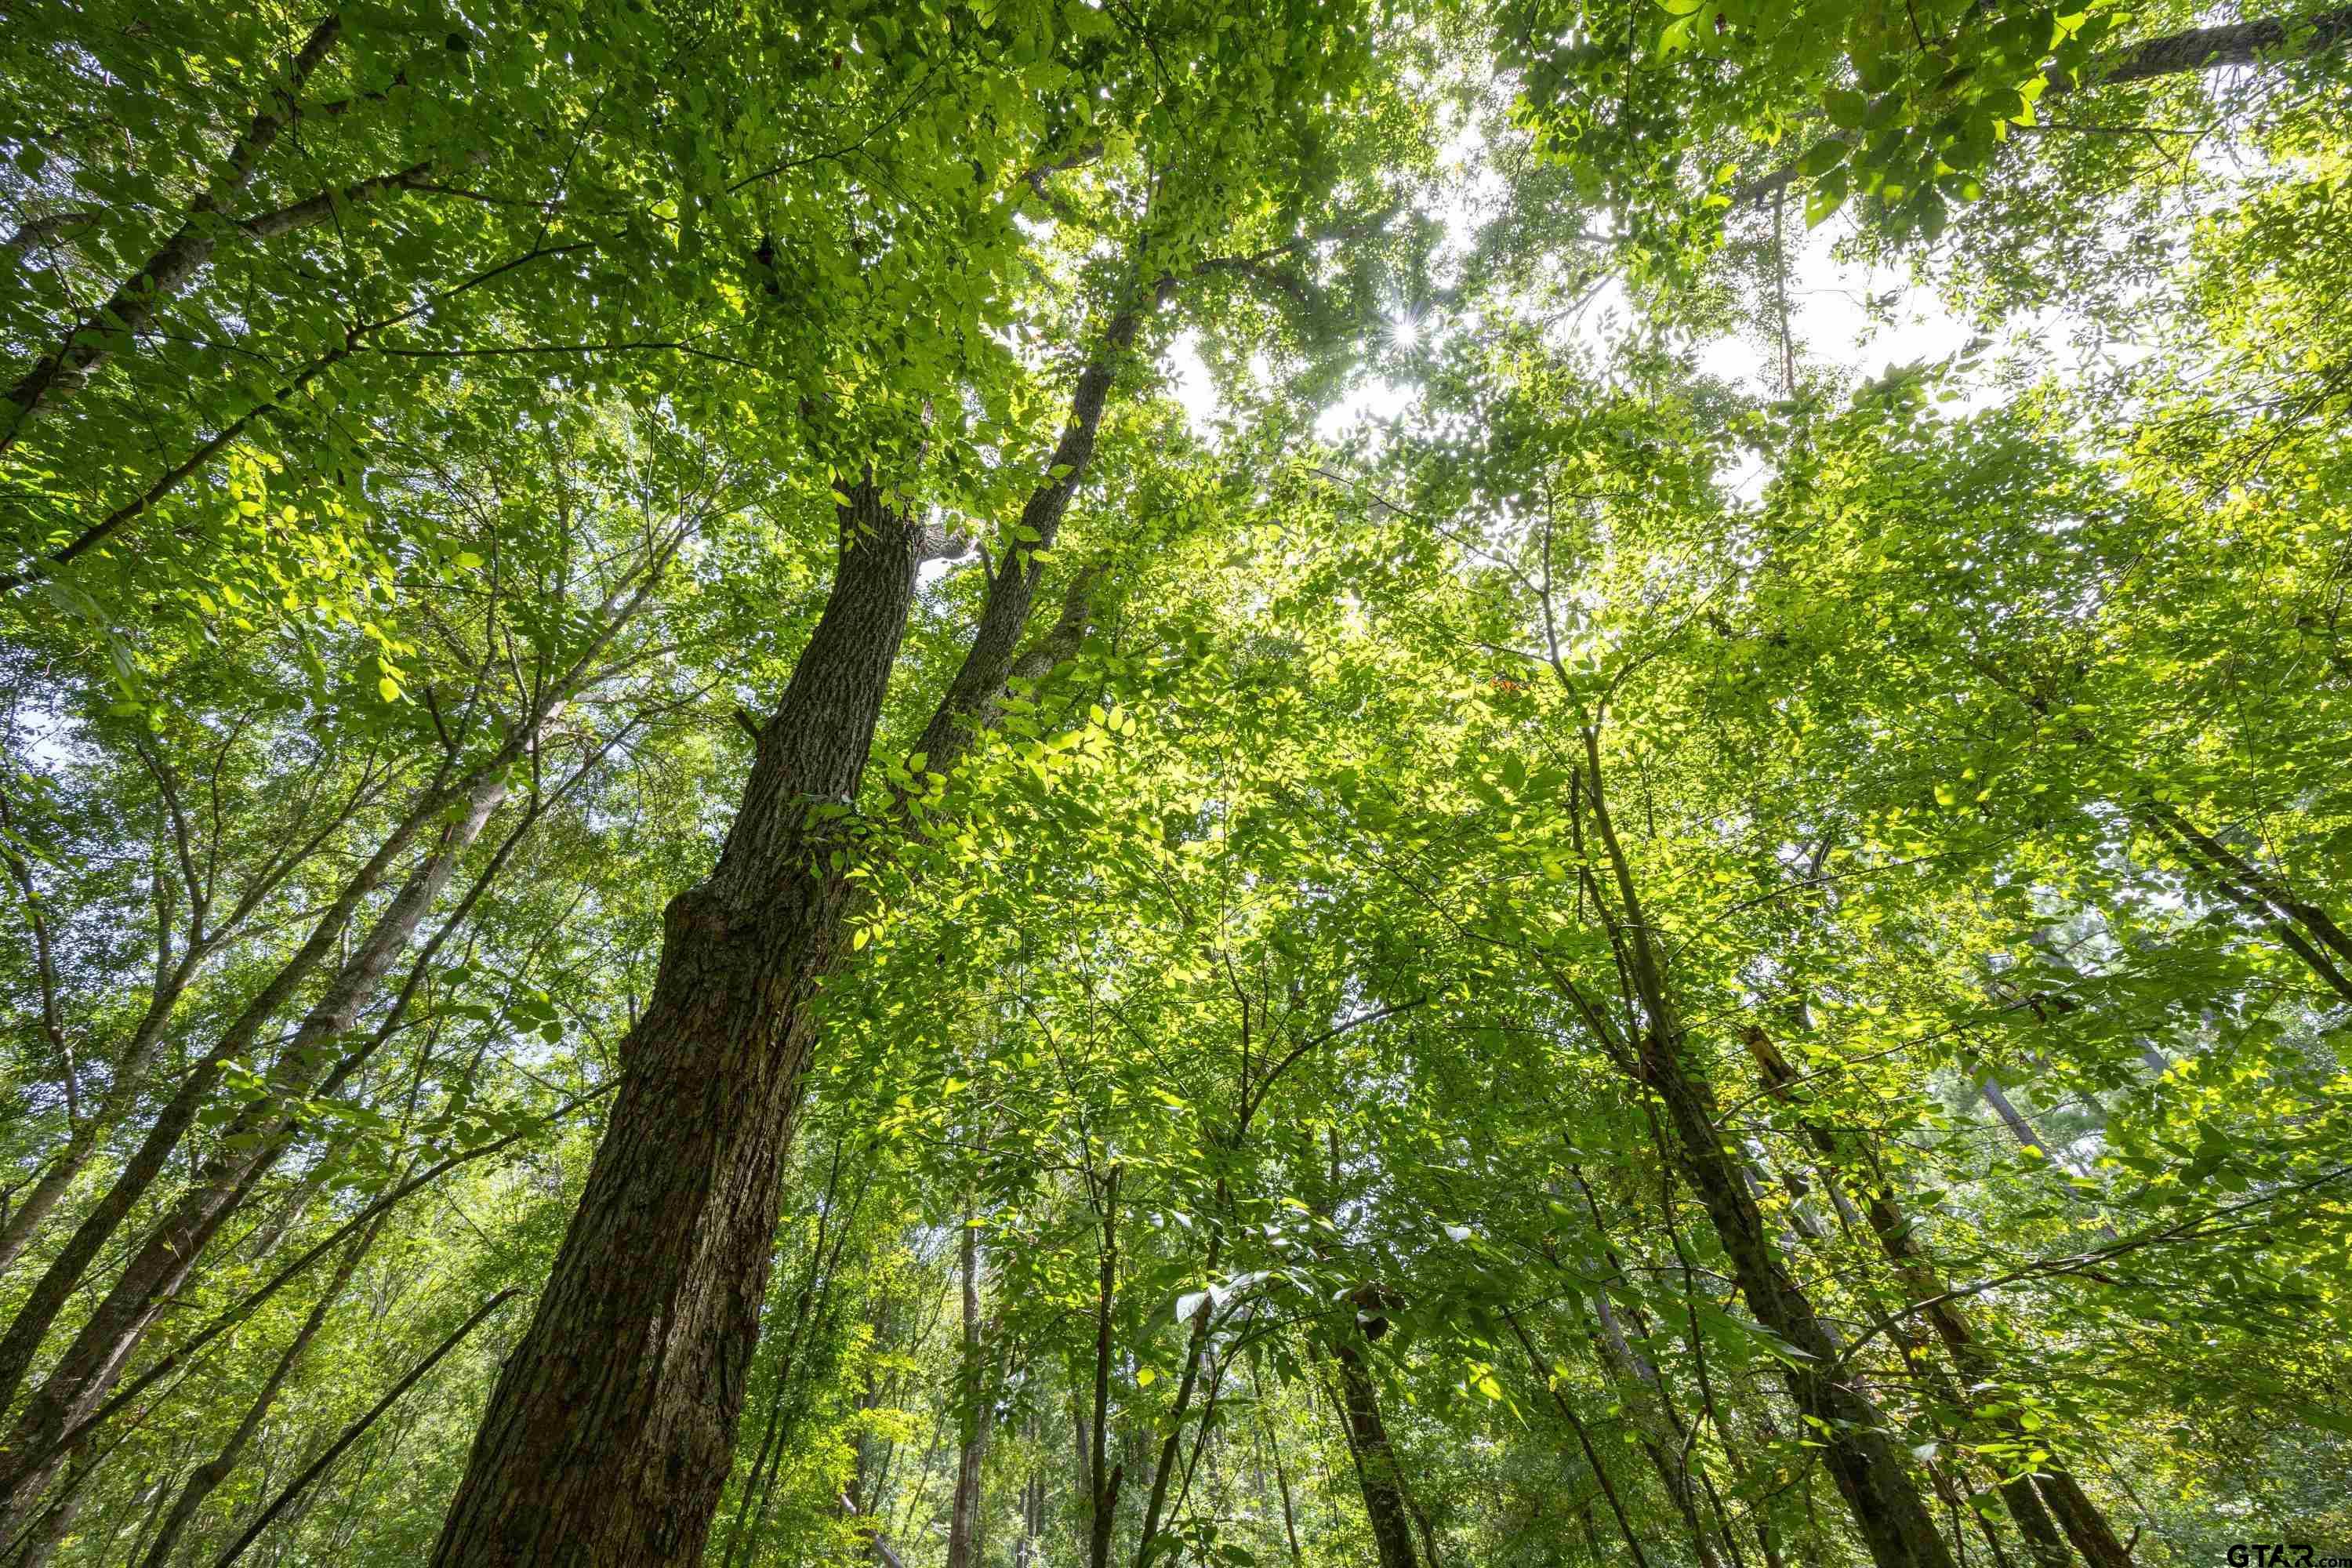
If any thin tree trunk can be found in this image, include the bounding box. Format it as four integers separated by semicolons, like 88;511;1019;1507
1551;729;1957;1568
0;16;343;446
135;1213;387;1568
1745;1026;2121;1568
1500;1310;1646;1568
2141;802;2352;1003
0;754;482;1415
944;1212;988;1568
212;1288;519;1568
1131;1221;1222;1568
1326;1338;1421;1568
0;755;391;1276
1734;5;2352;205
0;768;512;1526
1585;1287;1728;1568
1264;1407;1305;1568
0;542;667;1515
1087;1167;1123;1568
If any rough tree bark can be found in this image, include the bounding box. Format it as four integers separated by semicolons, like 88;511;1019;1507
430;299;1145;1567
1327;1336;1422;1568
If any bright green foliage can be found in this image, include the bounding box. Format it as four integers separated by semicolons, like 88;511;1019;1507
2;1;2348;1566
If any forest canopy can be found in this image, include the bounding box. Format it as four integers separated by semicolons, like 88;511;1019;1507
1;1;2348;1566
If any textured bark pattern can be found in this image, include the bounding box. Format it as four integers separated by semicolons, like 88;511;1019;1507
430;495;926;1568
2038;1470;2135;1568
1331;1339;1421;1568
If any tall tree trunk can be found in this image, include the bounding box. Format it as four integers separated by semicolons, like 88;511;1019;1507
430;293;1140;1566
1087;1166;1123;1568
0;543;662;1492
1744;1027;2122;1568
1555;731;1957;1568
1326;1337;1421;1568
426;488;927;1567
1131;1221;1222;1568
944;1214;988;1568
1262;1403;1305;1568
0;768;512;1527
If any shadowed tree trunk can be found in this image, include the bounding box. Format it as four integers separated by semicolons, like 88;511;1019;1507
944;1211;989;1568
1536;719;1958;1568
430;299;1145;1567
1743;1026;2127;1568
1326;1336;1421;1568
425;484;935;1566
1086;1164;1123;1568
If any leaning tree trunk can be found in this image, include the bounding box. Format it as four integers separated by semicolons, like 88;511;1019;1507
0;768;514;1530
430;293;1138;1566
0;915;197;1277
1558;730;1958;1568
1638;1042;1958;1568
426;488;928;1566
0;541;664;1473
133;1211;386;1568
0;752;491;1417
0;17;343;448
1741;1028;2092;1568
